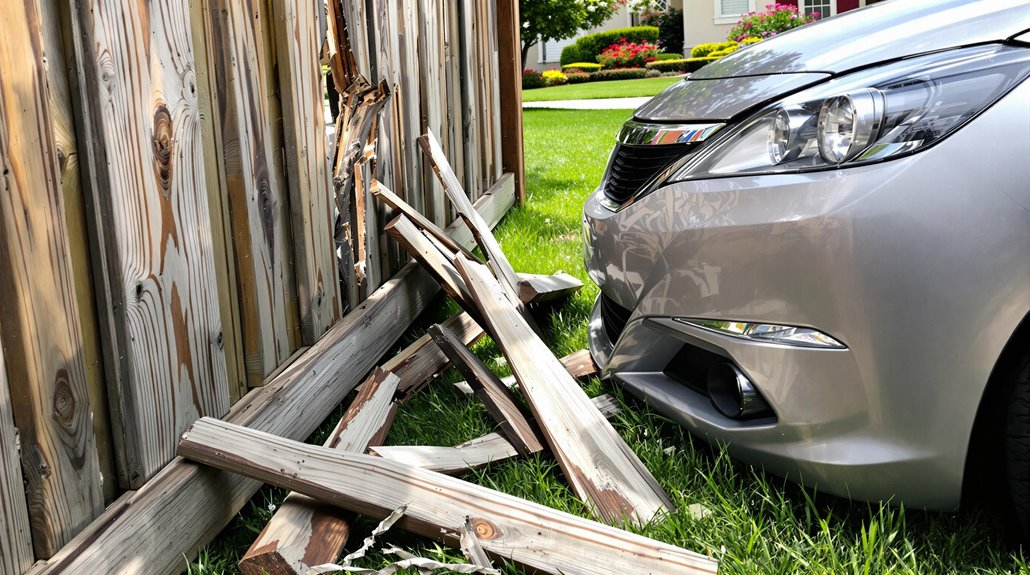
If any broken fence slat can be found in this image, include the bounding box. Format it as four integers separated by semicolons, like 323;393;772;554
177;418;718;575
517;272;583;304
370;394;621;475
453;348;598;396
418;131;522;306
371;180;475;261
239;369;401;575
454;255;674;526
387;215;474;311
428;325;543;455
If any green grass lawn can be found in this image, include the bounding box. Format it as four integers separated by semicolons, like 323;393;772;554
522;76;681;102
189;108;1027;575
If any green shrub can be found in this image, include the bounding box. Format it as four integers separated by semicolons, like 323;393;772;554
522;69;546;90
561;62;602;72
655;53;684;61
565;71;592;84
592;67;650;81
541;69;568;86
573;26;659;63
640;7;684;56
645;57;720;74
690;41;738;58
559;44;584;67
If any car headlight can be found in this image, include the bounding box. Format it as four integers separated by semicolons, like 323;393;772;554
663;44;1030;183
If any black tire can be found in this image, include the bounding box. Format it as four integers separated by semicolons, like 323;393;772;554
1005;353;1030;539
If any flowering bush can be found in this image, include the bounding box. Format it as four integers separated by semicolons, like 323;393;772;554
541;69;568;86
597;39;661;69
561;62;602;72
739;36;764;46
522;69;546;90
565;71;592;84
690;41;739;58
727;3;819;42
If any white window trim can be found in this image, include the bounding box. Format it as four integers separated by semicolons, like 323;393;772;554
799;0;837;17
713;0;756;25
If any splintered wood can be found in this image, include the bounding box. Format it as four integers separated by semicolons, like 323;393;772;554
239;369;399;575
179;418;718;575
454;256;674;526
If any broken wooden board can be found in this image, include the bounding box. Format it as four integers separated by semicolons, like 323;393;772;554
386;313;484;400
386;215;473;311
371;180;474;260
460;517;494;570
453;349;599;396
418;131;521;305
178;418;718;575
0;321;32;572
517;272;583;304
239;369;400;575
370;394;621;475
454;256;673;526
428;325;542;455
28;173;515;575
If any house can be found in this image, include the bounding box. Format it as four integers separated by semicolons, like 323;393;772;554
525;0;685;71
684;0;883;48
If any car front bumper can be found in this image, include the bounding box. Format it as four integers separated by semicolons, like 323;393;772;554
582;86;1030;510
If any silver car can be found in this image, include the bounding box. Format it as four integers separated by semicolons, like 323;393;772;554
583;0;1030;527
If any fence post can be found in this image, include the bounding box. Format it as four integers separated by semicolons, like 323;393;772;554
496;0;526;203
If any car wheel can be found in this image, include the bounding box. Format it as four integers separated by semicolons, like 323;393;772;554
1005;353;1030;539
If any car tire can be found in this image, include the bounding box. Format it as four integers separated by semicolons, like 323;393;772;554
1005;353;1030;539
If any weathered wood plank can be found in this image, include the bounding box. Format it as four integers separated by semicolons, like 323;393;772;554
271;0;343;345
371;180;474;260
202;0;301;388
386;215;474;312
518;272;584;304
178;418;719;575
38;0;119;501
0;324;34;573
188;0;248;404
29;176;516;575
454;256;673;526
428;325;543;455
416;0;447;226
419;131;521;305
452;348;599;396
460;517;494;569
0;0;104;556
495;0;526;203
239;368;400;575
71;0;230;486
386;312;484;399
371;394;621;474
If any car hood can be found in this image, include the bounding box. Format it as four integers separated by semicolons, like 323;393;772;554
635;0;1030;122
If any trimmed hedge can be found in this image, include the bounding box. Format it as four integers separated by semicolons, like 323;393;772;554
655;53;684;61
690;41;738;58
559;44;584;67
645;56;720;74
561;62;602;72
575;26;659;64
592;67;650;81
565;71;592;84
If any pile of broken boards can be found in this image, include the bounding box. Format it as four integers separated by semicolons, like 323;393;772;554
175;133;719;575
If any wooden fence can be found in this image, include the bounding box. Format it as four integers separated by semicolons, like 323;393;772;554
0;0;523;570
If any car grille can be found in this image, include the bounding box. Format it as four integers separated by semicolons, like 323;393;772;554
603;142;694;205
599;293;633;344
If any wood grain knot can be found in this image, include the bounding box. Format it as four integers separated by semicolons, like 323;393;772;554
152;103;174;196
51;369;76;427
469;518;499;540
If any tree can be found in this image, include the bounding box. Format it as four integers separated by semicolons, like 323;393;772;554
519;0;628;66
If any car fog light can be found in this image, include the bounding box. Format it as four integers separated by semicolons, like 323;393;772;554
675;319;846;349
817;89;884;163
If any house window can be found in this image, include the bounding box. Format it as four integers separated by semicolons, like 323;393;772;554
714;0;755;24
539;36;576;65
800;0;835;17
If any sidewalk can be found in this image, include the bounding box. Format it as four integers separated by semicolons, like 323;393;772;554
522;96;650;110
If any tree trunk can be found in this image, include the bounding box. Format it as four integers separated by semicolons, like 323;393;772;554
521;41;532;68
